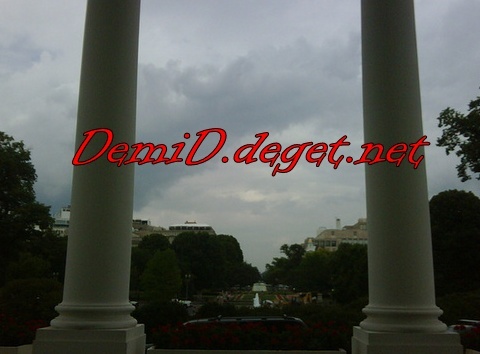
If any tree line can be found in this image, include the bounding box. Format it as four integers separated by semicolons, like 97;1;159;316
263;243;368;304
263;188;480;303
0;131;260;321
2;79;480;312
131;232;261;302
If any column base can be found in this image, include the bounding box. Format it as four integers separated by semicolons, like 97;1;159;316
32;324;145;354
50;303;138;329
352;327;462;354
360;305;447;332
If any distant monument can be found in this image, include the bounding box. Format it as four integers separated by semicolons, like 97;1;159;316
253;293;261;308
252;282;267;292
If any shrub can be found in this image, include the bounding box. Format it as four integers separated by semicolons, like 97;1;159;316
152;321;349;350
452;324;480;351
132;301;188;341
437;290;480;325
0;313;48;346
195;302;239;318
0;278;62;323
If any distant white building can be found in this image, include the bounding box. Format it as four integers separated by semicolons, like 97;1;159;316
303;218;368;252
162;221;216;243
53;205;71;236
52;207;214;246
316;218;368;251
131;219;167;246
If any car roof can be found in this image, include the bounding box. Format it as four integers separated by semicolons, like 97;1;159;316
184;315;306;326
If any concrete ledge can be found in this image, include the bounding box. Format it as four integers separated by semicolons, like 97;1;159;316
149;350;346;353
0;345;32;354
32;324;145;354
352;326;463;354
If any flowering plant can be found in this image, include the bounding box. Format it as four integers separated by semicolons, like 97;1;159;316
455;324;480;351
152;321;349;350
0;313;48;346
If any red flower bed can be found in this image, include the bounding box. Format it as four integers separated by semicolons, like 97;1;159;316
152;321;349;350
0;313;48;346
455;324;480;351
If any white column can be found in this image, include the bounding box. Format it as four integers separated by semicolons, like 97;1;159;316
352;1;461;353
33;0;145;353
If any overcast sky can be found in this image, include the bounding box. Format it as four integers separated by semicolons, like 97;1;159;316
2;0;479;271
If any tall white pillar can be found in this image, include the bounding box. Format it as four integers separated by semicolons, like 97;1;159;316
352;1;461;353
33;1;145;353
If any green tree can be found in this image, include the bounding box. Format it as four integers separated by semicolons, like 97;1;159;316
170;232;255;291
130;247;152;298
215;234;248;288
141;249;182;302
292;249;332;293
5;253;51;281
0;132;54;284
172;232;227;290
280;244;306;267
437;91;480;181
430;190;480;295
265;243;368;302
229;262;261;287
329;243;368;304
0;278;63;322
216;234;243;265
264;244;306;286
22;230;67;282
172;232;216;291
263;256;291;285
131;233;171;296
137;233;170;253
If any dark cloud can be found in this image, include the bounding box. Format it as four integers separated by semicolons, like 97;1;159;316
133;36;362;212
2;0;479;268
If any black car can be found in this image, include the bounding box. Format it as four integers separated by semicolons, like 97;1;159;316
183;315;307;331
